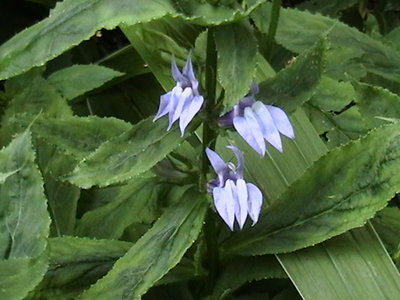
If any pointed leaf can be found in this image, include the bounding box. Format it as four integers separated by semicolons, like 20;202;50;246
0;131;50;299
223;123;400;255
258;37;326;113
0;131;50;259
79;188;207;300
215;21;257;111
47;64;124;100
76;176;160;239
67;117;186;188
0;0;176;80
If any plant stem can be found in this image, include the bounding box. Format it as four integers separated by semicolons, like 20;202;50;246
201;28;219;294
265;0;282;59
200;29;218;191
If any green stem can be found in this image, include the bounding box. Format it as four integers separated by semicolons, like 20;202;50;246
265;0;282;59
201;29;219;294
200;29;218;191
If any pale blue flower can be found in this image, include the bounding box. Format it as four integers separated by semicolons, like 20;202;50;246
219;83;294;156
206;146;263;230
154;54;204;136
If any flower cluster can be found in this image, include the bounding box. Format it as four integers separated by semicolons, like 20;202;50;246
154;54;294;230
153;55;204;136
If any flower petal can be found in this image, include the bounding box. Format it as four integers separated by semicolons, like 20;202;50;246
154;91;172;121
213;183;235;230
226;145;244;177
235;179;248;229
179;95;203;136
167;86;182;130
183;53;196;83
246;183;263;225
168;87;192;130
233;116;265;156
244;107;266;156
206;148;227;175
171;55;184;82
266;105;295;139
252;101;283;152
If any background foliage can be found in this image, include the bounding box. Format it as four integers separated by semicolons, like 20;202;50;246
2;0;400;299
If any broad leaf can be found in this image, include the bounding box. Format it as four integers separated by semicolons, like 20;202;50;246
0;131;50;258
223;123;400;255
0;255;48;300
252;3;400;85
29;237;132;299
258;37;326;113
67;117;185;189
0;0;176;80
121;16;202;91
76;176;160;239
0;131;50;299
15;115;131;159
47;64;124;100
1;72;72;144
277;224;400;300
372;207;400;256
79;188;207;299
215;21;258;111
209;256;287;300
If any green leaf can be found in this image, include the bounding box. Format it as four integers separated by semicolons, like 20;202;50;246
67;117;185;189
223;123;400;256
76;176;160;239
209;256;287;300
0;255;48;300
215;21;257;111
0;131;50;259
372;207;400;255
309;76;355;112
0;131;50;299
258;37;326;113
79;188;207;300
173;0;265;26
354;81;400;127
1;71;72;145
277;224;400;300
15;115;131;159
121;16;202;91
29;237;132;299
252;3;400;84
0;0;176;80
297;0;359;17
36;142;81;236
47;64;124;100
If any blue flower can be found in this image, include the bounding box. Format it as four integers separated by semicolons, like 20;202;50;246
206;146;263;230
154;54;204;136
219;83;294;156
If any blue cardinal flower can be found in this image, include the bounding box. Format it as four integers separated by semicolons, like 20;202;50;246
206;146;263;230
153;54;204;136
219;83;294;156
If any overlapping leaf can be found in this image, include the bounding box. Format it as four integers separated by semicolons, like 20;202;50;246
76;176;160;239
215;21;258;111
67;117;185;189
0;131;50;299
223;123;400;256
79;188;207;300
47;64;124;100
257;37;326;113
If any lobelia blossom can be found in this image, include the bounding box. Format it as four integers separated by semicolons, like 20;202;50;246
218;83;295;156
206;146;263;230
153;54;204;136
